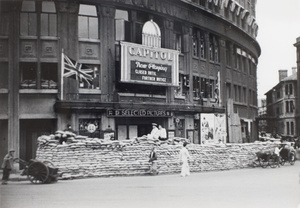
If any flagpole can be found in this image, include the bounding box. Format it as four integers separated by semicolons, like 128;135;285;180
60;48;64;100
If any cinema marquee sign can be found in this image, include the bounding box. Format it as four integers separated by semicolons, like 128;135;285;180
107;109;172;117
120;41;179;86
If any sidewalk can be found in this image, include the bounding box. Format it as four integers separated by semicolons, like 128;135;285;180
0;170;28;182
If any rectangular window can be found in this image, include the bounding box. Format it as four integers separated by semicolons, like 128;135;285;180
41;2;57;37
290;101;294;113
20;13;37;36
285;84;289;95
0;13;9;36
199;0;206;6
291;122;294;135
214;37;219;62
175;34;182;52
289;84;293;95
0;63;8;89
78;4;99;39
20;62;37;89
226;83;231;99
41;63;58;89
193;76;200;99
209;36;213;61
286;122;290;135
226;42;231;66
286;101;289;113
200;33;206;59
192;32;198;57
79;64;100;89
41;13;57;36
115;10;130;41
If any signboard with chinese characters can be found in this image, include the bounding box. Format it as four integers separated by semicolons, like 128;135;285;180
120;41;179;86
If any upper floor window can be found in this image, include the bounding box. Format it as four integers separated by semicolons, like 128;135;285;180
20;1;56;37
200;33;206;59
226;41;231;66
0;12;9;36
41;1;57;36
289;84;293;95
79;64;100;89
20;1;37;36
115;9;130;41
192;31;198;57
174;22;182;53
209;35;219;62
193;29;206;59
78;4;98;39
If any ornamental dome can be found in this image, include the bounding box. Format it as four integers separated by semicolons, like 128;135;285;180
142;19;161;36
142;19;161;48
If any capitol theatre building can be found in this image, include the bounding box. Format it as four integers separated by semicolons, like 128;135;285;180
0;0;260;161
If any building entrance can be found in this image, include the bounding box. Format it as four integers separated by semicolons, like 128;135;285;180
20;119;56;162
115;118;167;140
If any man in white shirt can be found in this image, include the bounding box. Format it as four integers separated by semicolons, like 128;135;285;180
158;125;167;141
149;123;159;140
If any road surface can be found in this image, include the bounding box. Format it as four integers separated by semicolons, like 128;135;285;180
1;161;300;208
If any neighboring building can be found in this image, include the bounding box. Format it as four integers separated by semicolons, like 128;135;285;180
264;69;297;137
295;37;300;137
257;98;267;134
0;0;260;161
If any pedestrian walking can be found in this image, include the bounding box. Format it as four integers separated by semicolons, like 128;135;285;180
1;149;15;185
179;142;191;177
149;147;158;175
274;145;282;168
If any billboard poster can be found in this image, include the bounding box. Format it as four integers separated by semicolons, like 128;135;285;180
201;113;227;144
120;41;179;86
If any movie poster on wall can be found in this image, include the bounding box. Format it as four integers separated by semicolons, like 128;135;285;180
201;113;227;144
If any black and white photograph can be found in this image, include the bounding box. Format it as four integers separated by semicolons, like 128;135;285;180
0;0;300;207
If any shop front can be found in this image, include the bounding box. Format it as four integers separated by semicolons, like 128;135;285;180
107;108;170;140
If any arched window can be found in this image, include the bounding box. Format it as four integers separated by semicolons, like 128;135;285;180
78;4;98;39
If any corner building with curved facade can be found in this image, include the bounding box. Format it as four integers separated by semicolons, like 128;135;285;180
0;0;260;161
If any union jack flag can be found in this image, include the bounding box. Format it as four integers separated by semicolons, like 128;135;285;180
63;54;93;86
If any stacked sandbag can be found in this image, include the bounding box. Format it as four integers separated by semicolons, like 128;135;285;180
36;132;278;179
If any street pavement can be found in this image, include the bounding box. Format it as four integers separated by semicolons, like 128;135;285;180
1;161;300;208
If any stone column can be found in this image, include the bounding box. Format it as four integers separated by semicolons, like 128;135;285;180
99;6;116;102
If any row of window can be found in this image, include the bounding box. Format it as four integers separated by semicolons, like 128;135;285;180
226;42;257;77
190;0;257;37
19;62;100;90
226;83;256;105
0;1;257;100
19;1;99;39
285;83;293;95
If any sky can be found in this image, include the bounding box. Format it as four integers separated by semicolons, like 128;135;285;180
256;0;300;99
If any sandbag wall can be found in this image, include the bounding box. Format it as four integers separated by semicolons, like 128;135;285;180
36;133;278;179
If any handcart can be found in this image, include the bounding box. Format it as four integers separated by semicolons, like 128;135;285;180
14;158;59;184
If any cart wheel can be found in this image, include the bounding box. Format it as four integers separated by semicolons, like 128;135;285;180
279;158;285;166
27;161;49;184
269;155;278;168
259;158;268;168
289;153;296;165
